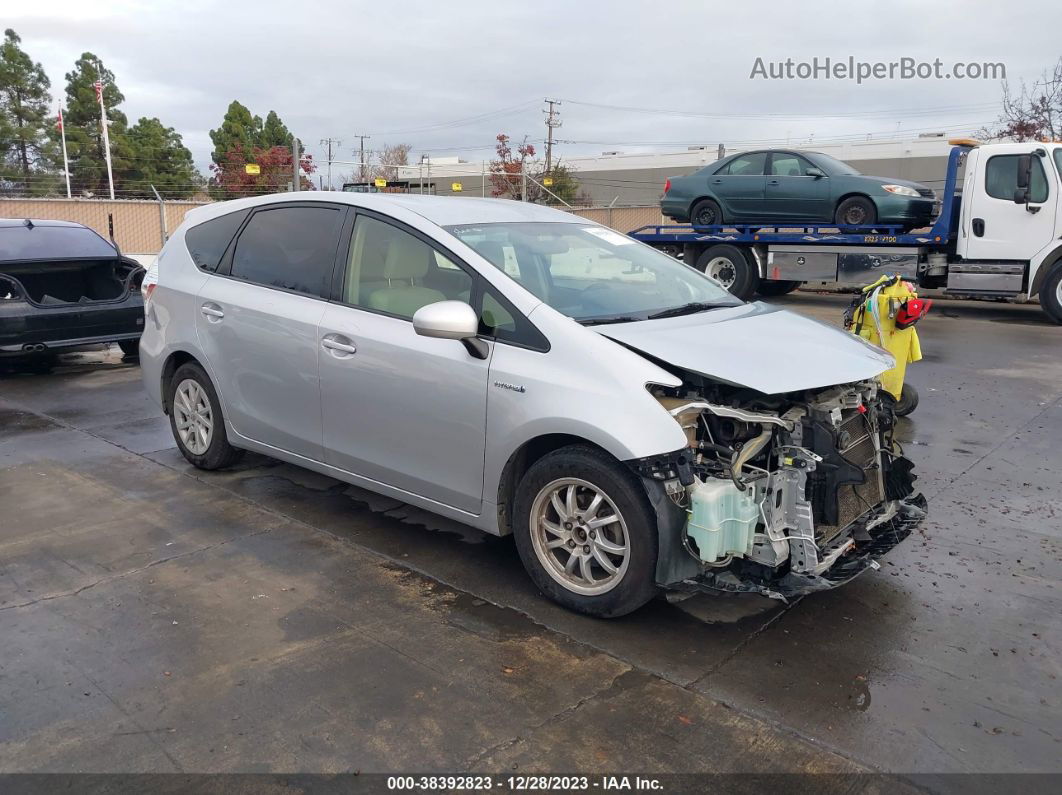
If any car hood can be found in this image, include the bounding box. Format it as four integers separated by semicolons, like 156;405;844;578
594;302;894;394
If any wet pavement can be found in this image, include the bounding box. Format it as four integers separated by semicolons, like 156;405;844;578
0;293;1059;782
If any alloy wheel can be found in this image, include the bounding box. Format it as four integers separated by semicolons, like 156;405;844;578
529;478;630;596
173;378;213;455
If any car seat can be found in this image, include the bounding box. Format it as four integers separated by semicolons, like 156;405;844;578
366;233;446;316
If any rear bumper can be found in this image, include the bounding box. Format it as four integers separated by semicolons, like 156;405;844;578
660;197;691;222
0;296;144;356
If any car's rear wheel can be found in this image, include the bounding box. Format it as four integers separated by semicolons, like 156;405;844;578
690;198;723;227
695;244;759;300
756;280;801;297
513;445;658;617
117;339;140;358
835;196;877;226
167;362;243;470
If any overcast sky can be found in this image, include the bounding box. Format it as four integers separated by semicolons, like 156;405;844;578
7;0;1060;186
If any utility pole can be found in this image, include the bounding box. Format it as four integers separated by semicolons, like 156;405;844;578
353;134;371;183
291;135;300;191
320;137;341;190
543;98;562;174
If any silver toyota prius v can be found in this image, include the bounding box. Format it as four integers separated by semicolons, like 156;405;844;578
141;193;926;617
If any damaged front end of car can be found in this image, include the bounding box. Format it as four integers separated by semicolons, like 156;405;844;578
630;376;926;601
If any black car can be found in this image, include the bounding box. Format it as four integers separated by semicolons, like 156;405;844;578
1;219;145;360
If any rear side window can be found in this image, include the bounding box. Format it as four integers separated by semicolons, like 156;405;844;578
185;210;248;272
717;152;767;176
985;154;1048;203
230;206;344;298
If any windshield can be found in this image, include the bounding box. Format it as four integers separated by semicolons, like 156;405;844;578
812;152;861;176
445;222;742;323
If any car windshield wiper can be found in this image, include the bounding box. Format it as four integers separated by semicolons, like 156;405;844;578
578;314;644;326
646;301;731;320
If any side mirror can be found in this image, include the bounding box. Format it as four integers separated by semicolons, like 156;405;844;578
805;167;825;178
412;300;488;359
1016;154;1032;190
1013;187;1029;205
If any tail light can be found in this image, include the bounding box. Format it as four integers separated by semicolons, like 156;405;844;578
663;178;672;194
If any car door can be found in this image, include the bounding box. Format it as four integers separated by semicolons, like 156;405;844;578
318;210;490;513
765;152;831;220
708;152;768;220
196;202;347;461
962;150;1057;261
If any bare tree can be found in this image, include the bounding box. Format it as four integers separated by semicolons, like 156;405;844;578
981;57;1062;142
369;142;412;182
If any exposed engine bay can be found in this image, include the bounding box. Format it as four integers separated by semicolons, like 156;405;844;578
633;375;926;600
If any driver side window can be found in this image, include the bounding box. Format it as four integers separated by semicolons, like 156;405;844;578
343;214;473;319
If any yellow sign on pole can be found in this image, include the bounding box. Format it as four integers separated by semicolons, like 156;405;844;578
451;182;463;192
543;177;554;187
245;163;261;175
374;178;387;188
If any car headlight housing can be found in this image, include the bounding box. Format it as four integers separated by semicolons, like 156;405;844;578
882;184;921;198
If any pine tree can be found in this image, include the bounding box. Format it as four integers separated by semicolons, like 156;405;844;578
125;117;201;199
0;28;56;190
209;100;261;165
259;110;292;149
61;53;131;196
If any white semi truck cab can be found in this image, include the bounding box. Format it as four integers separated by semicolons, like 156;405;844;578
631;140;1062;323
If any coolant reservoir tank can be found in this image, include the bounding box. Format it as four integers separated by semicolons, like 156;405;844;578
686;478;759;564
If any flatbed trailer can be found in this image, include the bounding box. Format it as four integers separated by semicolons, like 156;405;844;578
628;142;1062;323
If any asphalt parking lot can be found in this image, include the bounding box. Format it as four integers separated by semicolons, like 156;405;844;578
1;293;1059;783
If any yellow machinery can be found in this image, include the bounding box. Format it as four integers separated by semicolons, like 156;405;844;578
844;275;931;416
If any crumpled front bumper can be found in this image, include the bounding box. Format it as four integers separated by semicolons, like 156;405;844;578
677;493;927;602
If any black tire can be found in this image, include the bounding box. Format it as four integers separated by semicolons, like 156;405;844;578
695;244;759;300
167;361;244;470
512;445;659;618
1038;264;1062;325
117;338;140;358
894;383;919;417
689;198;723;227
834;196;877;227
756;280;801;297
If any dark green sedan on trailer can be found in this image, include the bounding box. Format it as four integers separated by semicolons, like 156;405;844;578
661;149;939;230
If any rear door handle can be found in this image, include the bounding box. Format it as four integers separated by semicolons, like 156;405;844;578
321;333;357;356
200;303;224;321
767;179;779;185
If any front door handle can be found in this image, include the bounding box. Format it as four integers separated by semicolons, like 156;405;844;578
767;179;779;185
972;218;985;237
200;303;224;321
321;334;357;356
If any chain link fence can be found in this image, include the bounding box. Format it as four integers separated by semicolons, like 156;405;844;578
0;197;209;254
1;196;667;255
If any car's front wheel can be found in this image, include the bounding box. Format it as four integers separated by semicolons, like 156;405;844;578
167;361;244;470
513;446;658;617
835;196;877;226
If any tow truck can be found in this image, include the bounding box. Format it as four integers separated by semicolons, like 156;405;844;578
628;140;1062;324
